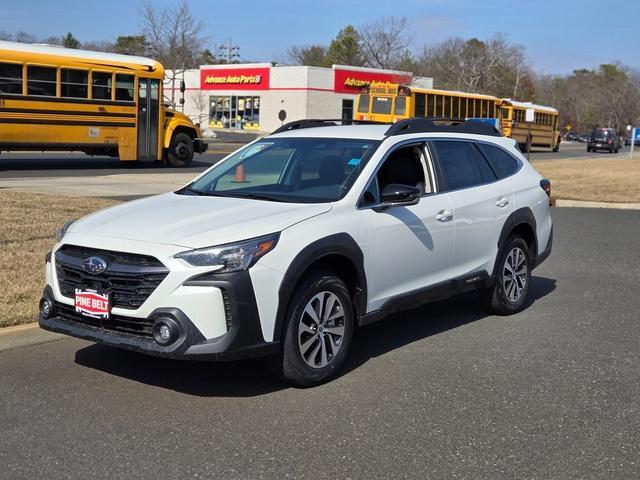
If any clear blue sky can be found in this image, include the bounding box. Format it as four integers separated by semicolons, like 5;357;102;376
2;0;638;74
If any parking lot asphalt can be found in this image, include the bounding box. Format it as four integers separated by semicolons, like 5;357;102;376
1;207;639;479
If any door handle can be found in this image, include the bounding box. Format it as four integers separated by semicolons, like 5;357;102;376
496;197;510;208
436;209;454;222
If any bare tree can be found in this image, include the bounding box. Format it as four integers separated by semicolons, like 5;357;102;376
0;31;12;41
140;0;209;104
359;17;411;69
191;89;210;125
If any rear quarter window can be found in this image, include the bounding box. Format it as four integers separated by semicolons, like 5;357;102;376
477;143;519;179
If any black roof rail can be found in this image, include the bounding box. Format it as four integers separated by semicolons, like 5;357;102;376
271;118;388;135
384;117;502;137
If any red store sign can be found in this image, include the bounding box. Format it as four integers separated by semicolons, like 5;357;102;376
200;67;270;90
333;69;412;94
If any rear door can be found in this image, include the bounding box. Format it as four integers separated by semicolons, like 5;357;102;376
429;139;514;278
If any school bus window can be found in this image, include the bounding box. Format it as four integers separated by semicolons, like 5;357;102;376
435;95;443;116
92;72;112;100
427;94;435;116
452;96;460;119
115;73;134;101
357;94;370;113
488;101;495;118
371;96;392;114
0;62;23;94
394;95;406;115
27;65;57;96
61;69;88;98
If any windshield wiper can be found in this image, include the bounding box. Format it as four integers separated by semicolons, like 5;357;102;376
217;192;285;202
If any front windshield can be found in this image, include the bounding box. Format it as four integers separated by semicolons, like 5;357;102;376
184;137;381;203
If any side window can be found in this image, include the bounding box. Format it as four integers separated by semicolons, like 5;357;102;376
0;63;23;94
115;74;134;101
61;69;88;98
477;143;519;179
92;72;112;100
376;145;427;194
432;141;484;191
27;66;57;96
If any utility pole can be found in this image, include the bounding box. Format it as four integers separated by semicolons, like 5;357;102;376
218;39;240;64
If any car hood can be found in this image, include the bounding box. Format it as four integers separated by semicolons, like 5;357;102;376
68;193;331;248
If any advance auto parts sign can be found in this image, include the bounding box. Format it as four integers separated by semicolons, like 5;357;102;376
200;67;270;90
333;68;411;94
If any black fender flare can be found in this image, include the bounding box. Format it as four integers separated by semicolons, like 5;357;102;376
273;233;367;342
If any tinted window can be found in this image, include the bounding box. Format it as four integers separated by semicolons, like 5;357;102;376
61;69;88;98
27;66;57;96
92;72;112;100
478;143;519;178
433;141;484;191
371;96;391;114
0;62;23;94
115;74;134;101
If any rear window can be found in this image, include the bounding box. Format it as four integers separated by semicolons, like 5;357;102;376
371;96;392;115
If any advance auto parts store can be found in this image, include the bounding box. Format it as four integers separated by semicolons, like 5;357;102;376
170;63;421;133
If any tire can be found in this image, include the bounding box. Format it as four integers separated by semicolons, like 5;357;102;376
166;132;194;167
271;271;355;387
478;235;532;315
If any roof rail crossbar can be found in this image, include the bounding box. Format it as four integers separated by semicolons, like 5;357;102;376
384;117;502;137
271;118;388;135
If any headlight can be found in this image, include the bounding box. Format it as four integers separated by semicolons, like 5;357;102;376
175;233;279;272
55;220;76;242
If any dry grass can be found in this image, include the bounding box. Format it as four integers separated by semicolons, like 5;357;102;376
533;158;640;203
0;191;119;328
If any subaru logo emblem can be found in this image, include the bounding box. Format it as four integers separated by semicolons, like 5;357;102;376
82;256;108;275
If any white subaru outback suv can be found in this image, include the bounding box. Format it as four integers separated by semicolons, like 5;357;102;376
40;118;552;386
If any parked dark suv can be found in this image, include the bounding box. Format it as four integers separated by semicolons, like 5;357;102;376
587;128;621;153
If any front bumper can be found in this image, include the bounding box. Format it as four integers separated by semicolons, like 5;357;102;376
39;268;279;361
194;139;208;154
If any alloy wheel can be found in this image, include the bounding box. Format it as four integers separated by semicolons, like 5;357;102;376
502;247;527;302
297;291;345;369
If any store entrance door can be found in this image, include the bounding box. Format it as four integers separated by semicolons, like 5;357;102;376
342;99;354;121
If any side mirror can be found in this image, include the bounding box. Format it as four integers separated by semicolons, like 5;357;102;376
180;80;186;93
374;184;421;210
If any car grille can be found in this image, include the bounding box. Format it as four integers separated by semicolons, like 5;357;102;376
53;301;155;340
55;245;169;310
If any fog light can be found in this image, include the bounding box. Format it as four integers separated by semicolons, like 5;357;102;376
40;297;53;319
152;318;179;346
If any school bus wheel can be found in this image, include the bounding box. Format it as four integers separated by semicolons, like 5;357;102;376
166;131;194;167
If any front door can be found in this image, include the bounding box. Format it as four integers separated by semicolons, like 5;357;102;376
137;78;160;161
359;143;455;311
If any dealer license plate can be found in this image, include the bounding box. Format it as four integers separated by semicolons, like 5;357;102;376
596;143;602;147
75;289;110;319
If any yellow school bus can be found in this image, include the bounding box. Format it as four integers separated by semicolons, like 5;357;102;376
356;81;501;124
499;99;561;152
0;40;206;166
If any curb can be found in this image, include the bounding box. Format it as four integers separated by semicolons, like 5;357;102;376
555;199;640;210
0;322;39;336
